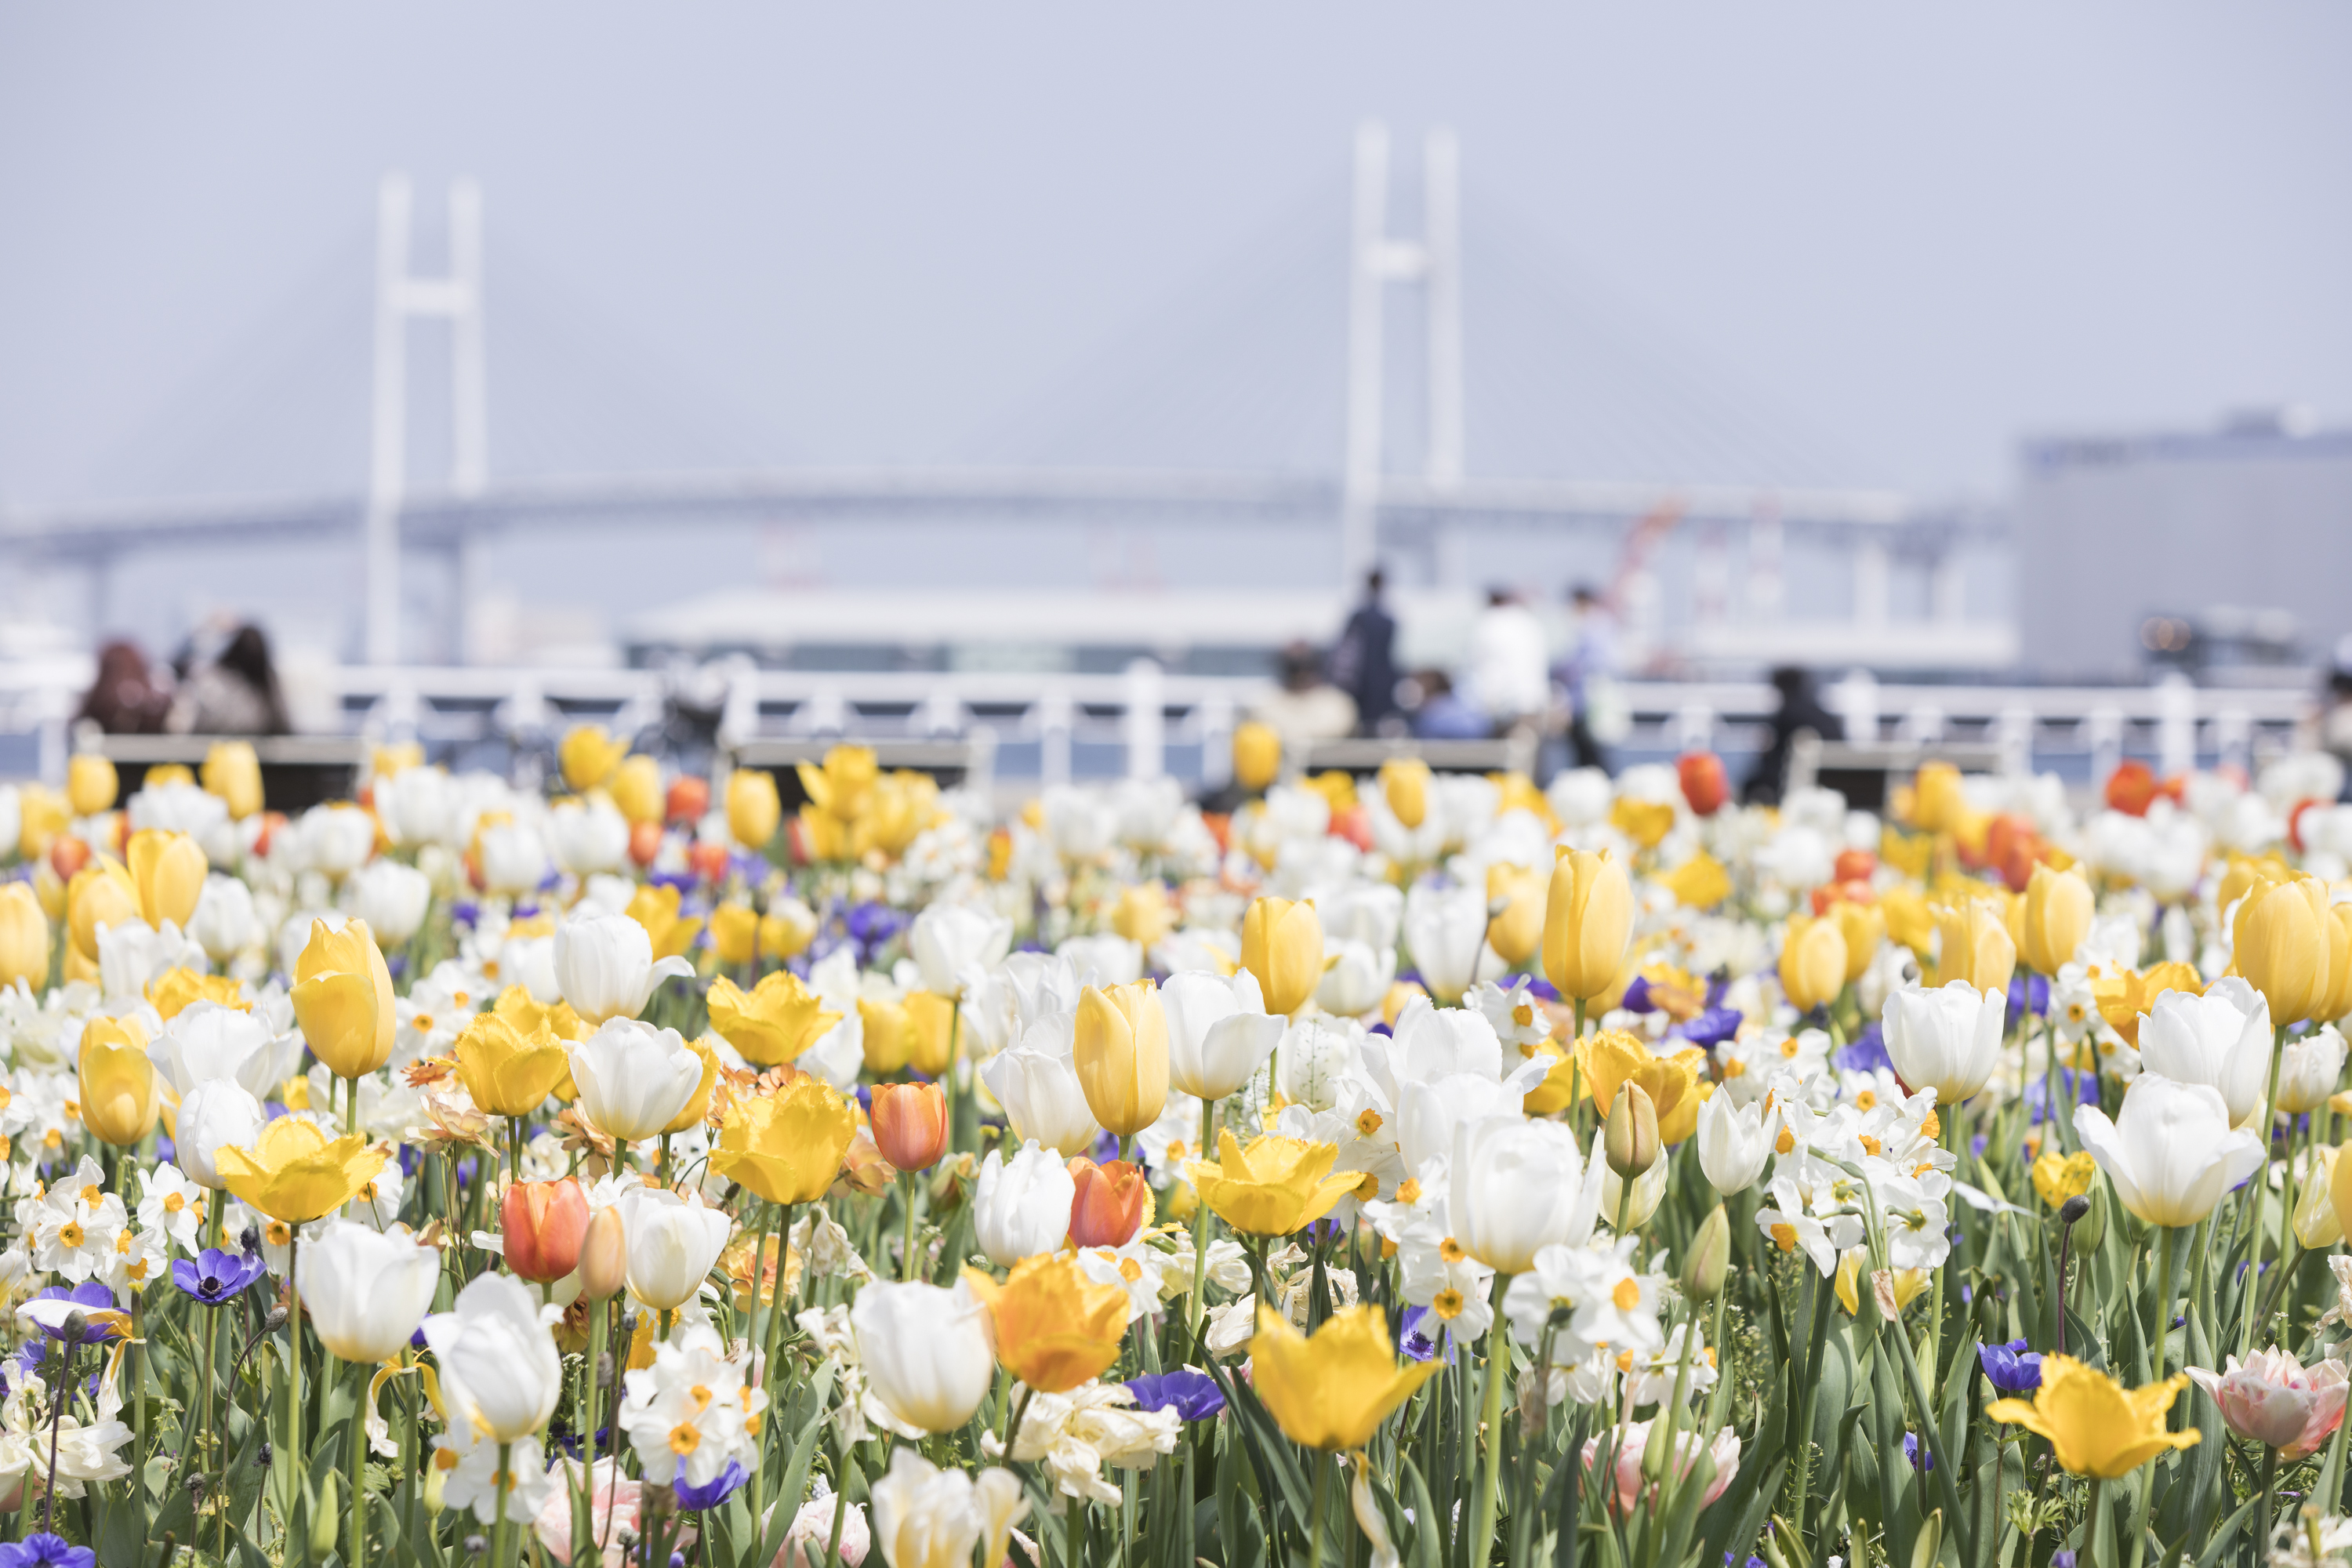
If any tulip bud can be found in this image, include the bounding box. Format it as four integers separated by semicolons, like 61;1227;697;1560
502;1178;591;1283
578;1205;629;1300
292;918;398;1080
201;740;264;819
1378;757;1430;829
1931;898;2016;996
727;768;782;851
606;754;664;827
2238;875;2334;1026
870;1081;949;1172
1066;1156;1149;1248
1683;1205;1731;1303
2071;1183;2106;1253
559;725;627;792
2018;864;2094;976
1778;914;1849;1013
1542;847;1632;1002
1232;722;1281;793
1240;897;1324;1018
67;753;117;818
1073;982;1171;1138
1604;1083;1658;1178
308;1471;340;1556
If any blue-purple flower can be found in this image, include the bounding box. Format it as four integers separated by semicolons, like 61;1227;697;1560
172;1247;270;1308
18;1283;118;1344
1126;1370;1225;1421
1978;1338;2043;1396
0;1535;96;1568
670;1459;747;1511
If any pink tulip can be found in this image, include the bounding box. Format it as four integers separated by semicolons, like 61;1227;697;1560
534;1459;698;1568
767;1492;872;1568
2187;1348;2348;1460
1581;1419;1741;1518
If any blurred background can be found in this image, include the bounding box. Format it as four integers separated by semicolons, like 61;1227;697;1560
3;3;2350;805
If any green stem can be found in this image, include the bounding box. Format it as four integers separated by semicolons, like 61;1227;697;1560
1188;1096;1219;1342
492;1439;514;1568
1309;1447;1330;1568
2083;1473;2108;1568
2125;1223;2182;1568
346;1356;368;1568
2241;1023;2288;1352
1466;1270;1514;1563
900;1171;920;1283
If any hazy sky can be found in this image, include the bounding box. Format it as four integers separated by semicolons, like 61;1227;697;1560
2;3;2347;510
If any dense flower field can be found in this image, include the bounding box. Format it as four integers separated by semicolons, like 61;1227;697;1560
0;726;2350;1568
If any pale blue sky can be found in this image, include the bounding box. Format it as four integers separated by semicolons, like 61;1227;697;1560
2;2;2347;507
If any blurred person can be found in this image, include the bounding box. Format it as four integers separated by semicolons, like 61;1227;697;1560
76;640;172;734
1743;665;1842;806
169;622;290;735
1249;641;1356;742
2323;641;2352;798
1552;583;1617;772
1327;568;1400;735
1403;668;1489;740
1468;586;1548;735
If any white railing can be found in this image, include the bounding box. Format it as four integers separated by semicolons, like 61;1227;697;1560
0;658;2316;789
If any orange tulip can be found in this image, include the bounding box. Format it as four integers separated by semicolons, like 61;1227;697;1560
1066;1156;1149;1248
870;1081;949;1172
502;1178;590;1283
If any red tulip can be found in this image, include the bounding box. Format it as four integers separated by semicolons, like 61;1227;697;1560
666;776;710;825
627;820;663;867
1066;1156;1149;1248
1831;848;1877;884
1676;753;1729;816
502;1178;590;1283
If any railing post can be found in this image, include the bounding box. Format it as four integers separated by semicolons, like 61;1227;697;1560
1040;687;1073;789
1199;695;1236;790
1123;659;1164;779
1674;701;1714;757
1995;706;2034;778
2086;706;2123;793
2157;673;2197;779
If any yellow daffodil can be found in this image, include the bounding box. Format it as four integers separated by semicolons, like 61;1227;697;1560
292;918;396;1080
705;971;840;1066
797;745;878;826
962;1254;1130;1395
147;967;247;1022
452;1012;571;1117
1186;1129;1361;1237
1608;797;1675;850
78;1015;158;1148
1241;897;1323;1017
214;1115;389;1225
1073;981;1169;1138
2031;1149;2097;1209
1987;1355;2200;1477
1577;1030;1709;1145
559;724;629;792
1543;847;1631;1003
1660;853;1730;911
710;1073;857;1206
624;883;702;964
1250;1303;1441;1451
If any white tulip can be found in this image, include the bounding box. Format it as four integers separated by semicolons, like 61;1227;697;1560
1403;882;1499;1004
150;1000;294;1101
554;913;695;1024
869;1448;1027;1568
1599;1146;1673;1231
1040;787;1118;862
301;804;377;878
96;917;205;1007
421;1272;564;1443
1693;1093;1776;1196
1316;938;1395;1018
1882;982;2006;1107
347;859;434;948
1160;969;1283;1102
174;1077;267;1190
567;1018;704;1143
546;797;631;877
910;904;1013;999
971;1141;1076;1268
375;766;458;848
617;1185;735;1312
477;821;551;897
1449;1115;1599;1274
1399;1073;1527;1178
1391;996;1504;1083
187;874;260;964
297;1220;441;1362
1316;881;1404;954
2137;976;2273;1126
1276;1016;1362;1113
1055;933;1142;987
851;1279;996;1435
2278;1025;2350;1116
2075;1072;2265;1228
978;1041;1102;1157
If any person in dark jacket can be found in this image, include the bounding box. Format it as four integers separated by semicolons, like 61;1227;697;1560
1326;569;1400;735
1744;666;1843;804
77;641;172;733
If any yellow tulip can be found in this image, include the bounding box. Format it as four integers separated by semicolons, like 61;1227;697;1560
66;858;140;965
625;884;702;963
2031;1149;2098;1209
1930;899;2016;995
1987;1355;2200;1478
710;903;761;967
201;741;264;820
898;991;956;1078
1520;1039;1577;1116
1778;914;1848;1012
1301;771;1357;817
1241;897;1324;1017
760;903;817;960
2217;855;2292;918
710;1073;857;1205
0;883;49;990
2314;904;2352;1025
1110;883;1174;950
127;829;207;930
1608;797;1675;850
1909;761;1966;834
67;753;117;817
705;971;840;1066
796;804;853;863
728;768;782;851
1825;900;1885;985
1073;982;1169;1138
1879;886;1936;957
291;919;397;1080
146;764;195;789
1577;1030;1710;1145
559;725;629;792
797;745;878;823
662;1035;724;1136
452;1012;572;1117
1232;722;1281;794
1250;1303;1441;1451
2017;864;2094;976
147;967;248;1021
2237;874;2333;1025
859;996;913;1074
1379;757;1430;829
963;1254;1130;1394
1833;1247;1929;1319
1660;853;1731;911
1542;848;1632;1003
78;1015;159;1148
607;755;664;826
16;786;68;862
2327;1140;2352;1254
212;1115;389;1225
2089;962;2202;1047
1185;1129;1361;1236
1485;863;1545;967
2296;1146;2343;1249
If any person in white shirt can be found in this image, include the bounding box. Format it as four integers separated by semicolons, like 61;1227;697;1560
1468;588;1549;732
